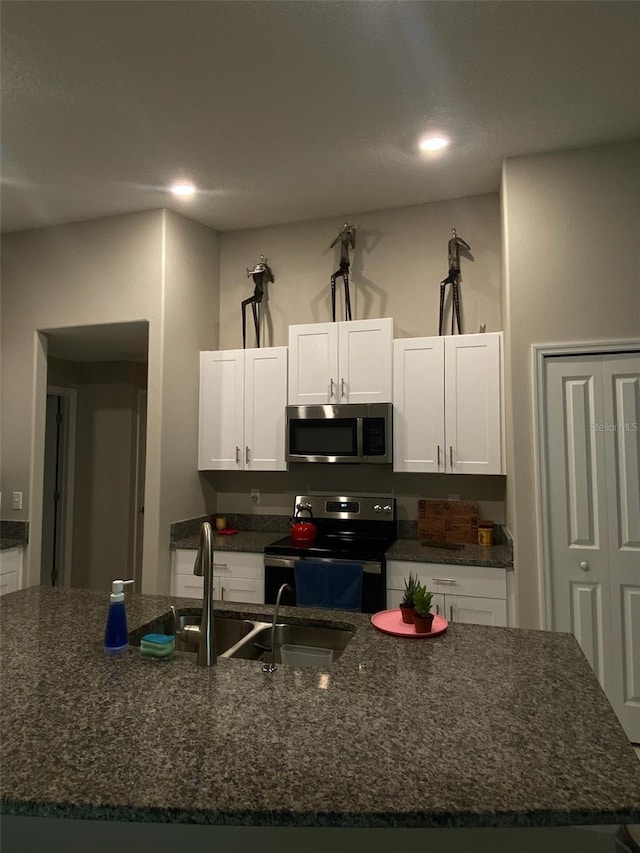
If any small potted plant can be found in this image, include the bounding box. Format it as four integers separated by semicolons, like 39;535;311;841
412;584;434;633
399;572;419;624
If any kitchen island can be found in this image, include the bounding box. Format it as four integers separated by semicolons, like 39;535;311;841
2;587;639;851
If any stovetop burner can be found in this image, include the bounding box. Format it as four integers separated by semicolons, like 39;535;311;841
265;533;393;562
264;494;397;561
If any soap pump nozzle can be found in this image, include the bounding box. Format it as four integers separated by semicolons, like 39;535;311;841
110;579;135;601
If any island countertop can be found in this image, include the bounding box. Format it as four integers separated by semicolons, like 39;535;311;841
1;587;639;829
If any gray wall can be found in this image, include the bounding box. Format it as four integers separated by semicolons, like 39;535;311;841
211;193;505;526
0;209;220;594
501;139;640;628
219;193;502;348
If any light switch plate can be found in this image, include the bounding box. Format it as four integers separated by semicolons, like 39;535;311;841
12;491;23;510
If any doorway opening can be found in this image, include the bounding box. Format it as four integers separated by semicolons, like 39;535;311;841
42;321;149;592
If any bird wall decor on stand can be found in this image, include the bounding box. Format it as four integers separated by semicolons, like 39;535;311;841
438;228;471;335
329;223;356;322
241;255;273;348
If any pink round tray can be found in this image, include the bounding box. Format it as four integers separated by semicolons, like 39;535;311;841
371;609;448;638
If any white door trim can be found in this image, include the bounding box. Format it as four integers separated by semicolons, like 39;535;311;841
532;338;640;630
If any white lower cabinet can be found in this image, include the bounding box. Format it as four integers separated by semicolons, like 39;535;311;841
387;560;508;627
172;549;264;604
0;547;24;596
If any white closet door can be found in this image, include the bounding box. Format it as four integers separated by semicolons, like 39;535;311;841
602;354;640;742
545;352;640;743
546;356;612;684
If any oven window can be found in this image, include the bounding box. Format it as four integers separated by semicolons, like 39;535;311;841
289;418;357;456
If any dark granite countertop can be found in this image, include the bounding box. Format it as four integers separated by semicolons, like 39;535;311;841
0;538;25;552
173;532;513;569
387;539;513;569
2;587;639;829
172;530;278;553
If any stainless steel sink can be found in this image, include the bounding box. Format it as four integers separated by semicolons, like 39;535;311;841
228;622;355;663
130;608;355;663
129;608;258;655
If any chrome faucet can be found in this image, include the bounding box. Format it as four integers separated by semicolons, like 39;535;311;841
193;520;217;666
271;583;292;660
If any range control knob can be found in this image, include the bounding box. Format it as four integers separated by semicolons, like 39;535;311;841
383;505;392;514
373;504;383;513
580;561;589;571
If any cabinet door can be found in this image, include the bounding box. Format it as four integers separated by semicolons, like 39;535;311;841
444;333;503;474
393;337;445;472
0;572;19;596
338;318;393;403
446;594;507;627
244;347;288;471
174;574;221;601
288;323;339;404
219;576;264;604
199;350;244;470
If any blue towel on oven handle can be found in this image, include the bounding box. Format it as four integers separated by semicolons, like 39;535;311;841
294;561;363;612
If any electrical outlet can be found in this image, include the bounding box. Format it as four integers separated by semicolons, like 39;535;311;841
12;491;23;510
250;489;260;505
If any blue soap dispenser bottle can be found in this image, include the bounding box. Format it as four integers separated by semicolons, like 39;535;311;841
104;579;134;655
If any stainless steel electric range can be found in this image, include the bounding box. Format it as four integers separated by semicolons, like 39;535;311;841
263;494;397;613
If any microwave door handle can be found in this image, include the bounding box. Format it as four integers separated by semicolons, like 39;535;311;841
356;417;364;458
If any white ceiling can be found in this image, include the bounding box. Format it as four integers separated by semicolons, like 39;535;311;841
2;1;640;235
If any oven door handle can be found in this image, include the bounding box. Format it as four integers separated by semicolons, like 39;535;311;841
264;555;382;575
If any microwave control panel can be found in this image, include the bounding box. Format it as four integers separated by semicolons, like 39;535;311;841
363;418;387;455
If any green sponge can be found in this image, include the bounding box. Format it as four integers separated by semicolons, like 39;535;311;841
140;633;175;659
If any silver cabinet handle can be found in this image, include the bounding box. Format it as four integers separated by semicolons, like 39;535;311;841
213;562;228;569
221;586;225;600
235;446;240;464
245;445;250;464
341;377;346;399
450;605;454;622
437;445;441;467
433;577;457;585
330;378;335;398
580;561;589;571
450;446;453;467
436;603;440;616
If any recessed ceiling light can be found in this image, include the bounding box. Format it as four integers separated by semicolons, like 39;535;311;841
419;136;449;152
169;182;196;197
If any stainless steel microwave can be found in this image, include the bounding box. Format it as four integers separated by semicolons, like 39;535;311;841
286;403;392;464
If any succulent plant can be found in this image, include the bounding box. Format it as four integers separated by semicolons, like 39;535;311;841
400;572;419;608
413;584;433;618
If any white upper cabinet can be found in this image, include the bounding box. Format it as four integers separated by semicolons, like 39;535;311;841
288;318;393;404
444;333;503;474
393;332;504;474
199;347;288;471
393;337;445;473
